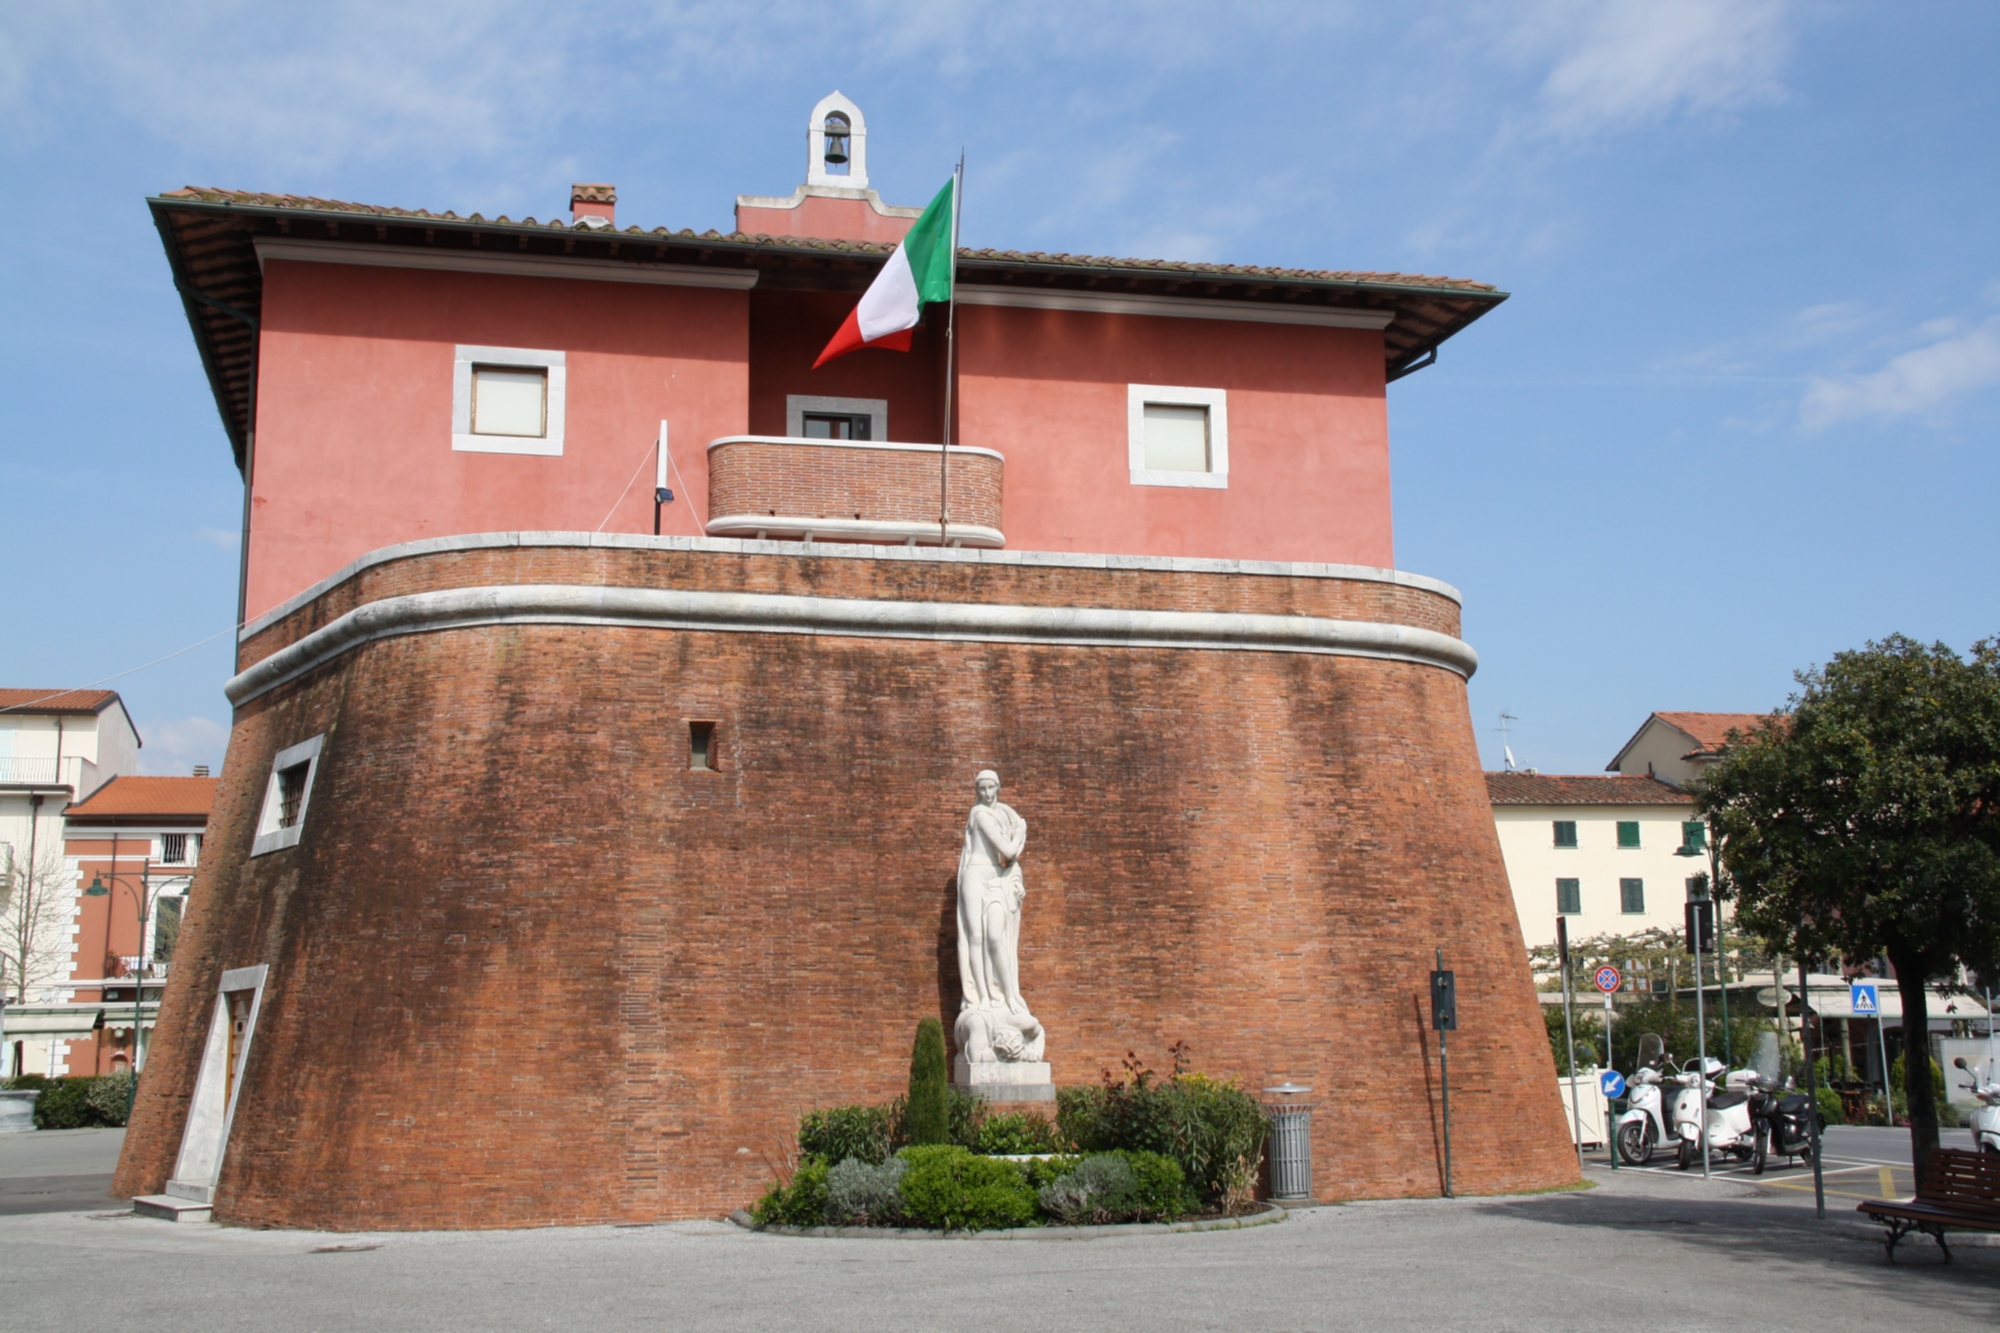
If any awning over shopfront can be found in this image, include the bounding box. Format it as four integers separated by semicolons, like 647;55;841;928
1754;973;1991;1023
0;1005;108;1037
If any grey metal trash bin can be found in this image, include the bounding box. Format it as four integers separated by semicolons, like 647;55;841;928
1262;1084;1315;1201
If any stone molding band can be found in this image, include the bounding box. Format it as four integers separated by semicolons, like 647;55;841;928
239;533;1464;641
226;584;1479;706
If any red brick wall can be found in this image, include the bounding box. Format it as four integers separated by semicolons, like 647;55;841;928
707;440;1002;532
118;547;1576;1229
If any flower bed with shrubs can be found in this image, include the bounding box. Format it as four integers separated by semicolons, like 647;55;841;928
749;1029;1268;1233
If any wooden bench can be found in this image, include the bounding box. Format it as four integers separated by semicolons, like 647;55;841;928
1857;1148;2000;1262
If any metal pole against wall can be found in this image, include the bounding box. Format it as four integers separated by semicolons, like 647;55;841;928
1558;917;1584;1171
1433;946;1455;1199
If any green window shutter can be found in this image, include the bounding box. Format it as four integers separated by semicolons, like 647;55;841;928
1617;820;1641;849
1552;821;1577;848
1680;820;1707;853
1556;878;1581;915
1620;878;1645;913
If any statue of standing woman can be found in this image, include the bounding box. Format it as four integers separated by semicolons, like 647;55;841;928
954;770;1045;1073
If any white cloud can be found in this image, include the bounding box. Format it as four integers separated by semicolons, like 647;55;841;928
1801;318;2000;430
138;714;230;776
195;526;239;549
1531;0;1793;137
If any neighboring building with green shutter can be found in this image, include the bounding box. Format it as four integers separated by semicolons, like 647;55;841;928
1486;770;1699;951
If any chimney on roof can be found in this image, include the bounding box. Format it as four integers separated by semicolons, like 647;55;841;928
571;183;616;230
193;765;210;777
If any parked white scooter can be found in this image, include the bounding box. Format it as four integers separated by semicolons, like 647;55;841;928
1615;1034;1671;1165
1670;1057;1762;1169
1954;1057;2000;1154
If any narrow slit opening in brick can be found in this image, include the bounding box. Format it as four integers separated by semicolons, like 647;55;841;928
688;720;717;771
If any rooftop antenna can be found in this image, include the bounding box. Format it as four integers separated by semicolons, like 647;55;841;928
1499;712;1519;772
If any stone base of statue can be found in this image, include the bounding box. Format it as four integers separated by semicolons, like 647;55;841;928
954;1057;1055;1102
953;1006;1053;1102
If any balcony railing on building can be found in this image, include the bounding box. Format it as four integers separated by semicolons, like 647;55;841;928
706;435;1005;548
0;755;97;793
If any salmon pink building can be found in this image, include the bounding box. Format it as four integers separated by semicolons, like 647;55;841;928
119;96;1579;1227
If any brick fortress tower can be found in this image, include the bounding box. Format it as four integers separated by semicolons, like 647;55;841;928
116;95;1580;1226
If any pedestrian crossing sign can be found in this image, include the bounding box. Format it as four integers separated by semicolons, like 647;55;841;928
1851;981;1879;1015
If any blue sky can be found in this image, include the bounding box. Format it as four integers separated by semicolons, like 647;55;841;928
1;1;1995;777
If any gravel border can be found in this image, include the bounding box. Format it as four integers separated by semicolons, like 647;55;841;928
727;1202;1288;1240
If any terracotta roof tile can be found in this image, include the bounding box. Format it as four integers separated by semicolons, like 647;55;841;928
1651;711;1775;754
64;776;219;821
0;688;122;715
1485;773;1694;806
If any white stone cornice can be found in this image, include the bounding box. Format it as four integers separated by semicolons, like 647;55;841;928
226;584;1478;705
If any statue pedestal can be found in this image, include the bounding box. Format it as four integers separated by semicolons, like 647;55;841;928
954;1058;1054;1103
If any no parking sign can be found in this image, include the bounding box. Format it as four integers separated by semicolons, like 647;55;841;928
1594;965;1622;994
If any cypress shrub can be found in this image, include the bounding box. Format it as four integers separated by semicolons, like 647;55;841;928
905;1016;950;1146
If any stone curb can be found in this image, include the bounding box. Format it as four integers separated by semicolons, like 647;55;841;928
726;1202;1288;1240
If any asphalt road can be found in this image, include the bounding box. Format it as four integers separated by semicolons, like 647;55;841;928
1582;1124;1937;1210
0;1127;123;1216
1;1129;1996;1332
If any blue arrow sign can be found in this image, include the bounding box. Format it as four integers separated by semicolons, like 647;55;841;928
1851;982;1879;1015
1600;1069;1626;1099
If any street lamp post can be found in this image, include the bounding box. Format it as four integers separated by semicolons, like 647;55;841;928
83;858;153;1110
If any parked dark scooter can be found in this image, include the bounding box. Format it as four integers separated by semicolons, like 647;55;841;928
1748;1075;1819;1174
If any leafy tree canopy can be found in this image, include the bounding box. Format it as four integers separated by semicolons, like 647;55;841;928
1690;634;2000;1174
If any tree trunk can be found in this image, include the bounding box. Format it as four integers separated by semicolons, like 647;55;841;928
1889;949;1939;1188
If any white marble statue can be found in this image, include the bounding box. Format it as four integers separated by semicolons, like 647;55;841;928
954;771;1047;1090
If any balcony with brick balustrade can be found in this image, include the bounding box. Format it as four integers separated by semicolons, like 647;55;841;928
705;436;1005;547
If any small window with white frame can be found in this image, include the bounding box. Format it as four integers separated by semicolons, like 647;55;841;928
251;735;325;857
1128;384;1228;488
453;346;566;456
160;832;191;866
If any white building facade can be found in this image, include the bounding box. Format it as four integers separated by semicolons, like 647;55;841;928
0;689;142;1077
1489;771;1705;951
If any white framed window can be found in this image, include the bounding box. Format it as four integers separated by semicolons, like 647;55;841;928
251;735;325;857
1127;384;1228;488
160;832;191;866
786;395;888;442
453;345;566;456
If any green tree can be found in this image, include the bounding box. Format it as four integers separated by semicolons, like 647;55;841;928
905;1017;951;1146
1691;635;2000;1181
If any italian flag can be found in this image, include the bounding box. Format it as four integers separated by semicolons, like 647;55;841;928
813;176;956;368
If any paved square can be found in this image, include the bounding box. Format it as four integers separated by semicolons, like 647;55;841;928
2;1128;1995;1331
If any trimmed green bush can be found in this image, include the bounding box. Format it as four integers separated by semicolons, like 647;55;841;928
86;1071;135;1126
905;1018;951;1146
826;1156;907;1225
2;1074;51;1091
751;1158;830;1227
897;1145;1037;1232
1815;1086;1845;1126
1058;1064;1265;1206
20;1074;133;1129
972;1110;1062;1155
1021;1154;1082;1191
33;1078;93;1130
799;1104;895;1166
1036;1151;1191;1225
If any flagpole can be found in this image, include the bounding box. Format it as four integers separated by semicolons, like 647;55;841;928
940;154;962;547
